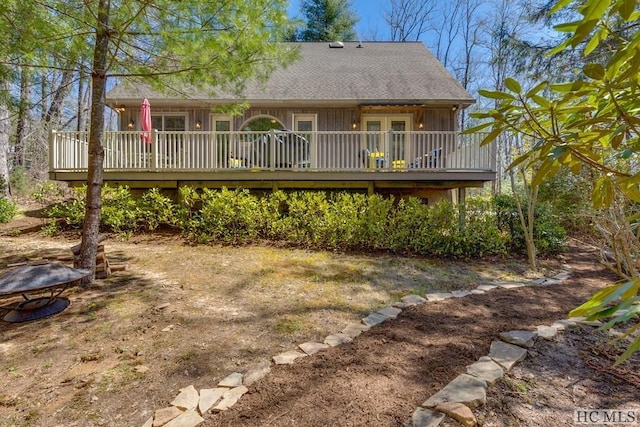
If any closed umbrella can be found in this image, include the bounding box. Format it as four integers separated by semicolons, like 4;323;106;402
140;98;152;144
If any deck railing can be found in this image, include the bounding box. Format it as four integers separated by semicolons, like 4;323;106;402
49;129;496;173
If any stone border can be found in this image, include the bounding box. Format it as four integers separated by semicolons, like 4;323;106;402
141;267;578;427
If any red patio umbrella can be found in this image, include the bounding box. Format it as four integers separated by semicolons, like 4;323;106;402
140;98;152;144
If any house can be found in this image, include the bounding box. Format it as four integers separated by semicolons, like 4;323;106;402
49;41;495;203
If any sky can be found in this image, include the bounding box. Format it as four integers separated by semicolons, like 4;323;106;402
287;0;390;41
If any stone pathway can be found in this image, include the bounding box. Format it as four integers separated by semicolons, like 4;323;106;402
140;264;604;427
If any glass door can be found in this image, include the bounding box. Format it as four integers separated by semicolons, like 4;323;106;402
211;115;233;168
363;115;411;168
294;114;316;168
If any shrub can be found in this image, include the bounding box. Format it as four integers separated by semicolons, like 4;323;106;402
137;188;176;230
46;186;86;229
9;167;31;196
183;188;261;244
100;185;138;233
44;185;528;259
0;197;17;224
493;193;566;256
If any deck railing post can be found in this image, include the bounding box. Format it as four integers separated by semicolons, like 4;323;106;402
152;129;159;170
386;130;392;170
310;131;317;169
48;129;56;172
269;128;276;171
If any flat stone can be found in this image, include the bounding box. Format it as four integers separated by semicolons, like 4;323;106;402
536;325;558;339
575;319;602;327
425;293;453;302
466;356;504;385
198;388;226;414
243;362;271;386
377;306;402;319
497;282;526;289
530;278;546;285
212;386;248;412
342;323;370;338
273;350;307;365
163;409;204;427
299;341;329;355
551;318;580;330
476;284;498;291
499;330;536;348
162;324;175;332
218;372;243;388
362;312;389;326
451;290;473;298
155;302;171;310
489;340;528;371
170;385;199;410
324;333;353;347
470;290;485;295
553;272;571;280
423;374;487;409
141;417;153;427
435;402;477;427
401;294;427;305
393;301;413;309
411;407;445;427
153;407;183;427
533;278;562;286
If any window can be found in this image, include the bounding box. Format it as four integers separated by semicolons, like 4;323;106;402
151;114;186;131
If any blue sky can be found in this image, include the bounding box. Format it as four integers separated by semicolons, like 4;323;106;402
287;0;390;41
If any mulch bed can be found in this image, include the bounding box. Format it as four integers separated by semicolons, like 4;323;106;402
205;244;621;426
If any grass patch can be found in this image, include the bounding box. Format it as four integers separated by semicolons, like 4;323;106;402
275;315;308;335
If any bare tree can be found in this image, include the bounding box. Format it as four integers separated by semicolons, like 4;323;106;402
0;79;9;198
384;0;436;42
452;0;485;130
14;66;31;168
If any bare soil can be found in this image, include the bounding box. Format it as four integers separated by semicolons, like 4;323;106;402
1;210;638;427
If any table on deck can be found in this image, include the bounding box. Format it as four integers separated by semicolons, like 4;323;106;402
0;263;90;323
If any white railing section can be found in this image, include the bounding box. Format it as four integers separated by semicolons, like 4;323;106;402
50;130;495;173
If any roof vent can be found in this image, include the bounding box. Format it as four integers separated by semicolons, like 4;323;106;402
329;41;344;48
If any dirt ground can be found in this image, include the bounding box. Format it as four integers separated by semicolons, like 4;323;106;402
1;209;639;427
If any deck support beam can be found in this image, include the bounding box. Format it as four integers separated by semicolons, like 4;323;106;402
457;187;466;229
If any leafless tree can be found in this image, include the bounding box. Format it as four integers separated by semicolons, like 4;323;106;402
14;67;31;168
384;0;436;42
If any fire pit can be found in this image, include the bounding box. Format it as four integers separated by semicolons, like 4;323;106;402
0;263;90;323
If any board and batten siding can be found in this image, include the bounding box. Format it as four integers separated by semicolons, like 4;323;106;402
117;106;456;132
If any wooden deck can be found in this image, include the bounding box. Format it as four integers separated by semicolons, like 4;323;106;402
49;130;496;193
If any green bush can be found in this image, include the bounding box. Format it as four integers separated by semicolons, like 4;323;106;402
0;197;17;224
181;188;261;244
101;186;138;233
137;188;176;230
9;167;31;196
45;185;532;259
46;186;86;228
493;193;566;256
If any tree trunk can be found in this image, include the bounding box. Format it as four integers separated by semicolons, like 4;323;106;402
45;68;74;127
77;65;85;132
14;67;31;168
0;79;10;199
78;0;110;283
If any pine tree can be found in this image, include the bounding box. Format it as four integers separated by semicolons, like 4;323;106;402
299;0;359;42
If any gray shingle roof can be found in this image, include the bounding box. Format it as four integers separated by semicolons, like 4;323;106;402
107;42;474;106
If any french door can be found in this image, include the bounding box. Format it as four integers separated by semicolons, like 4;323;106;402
363;115;412;168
